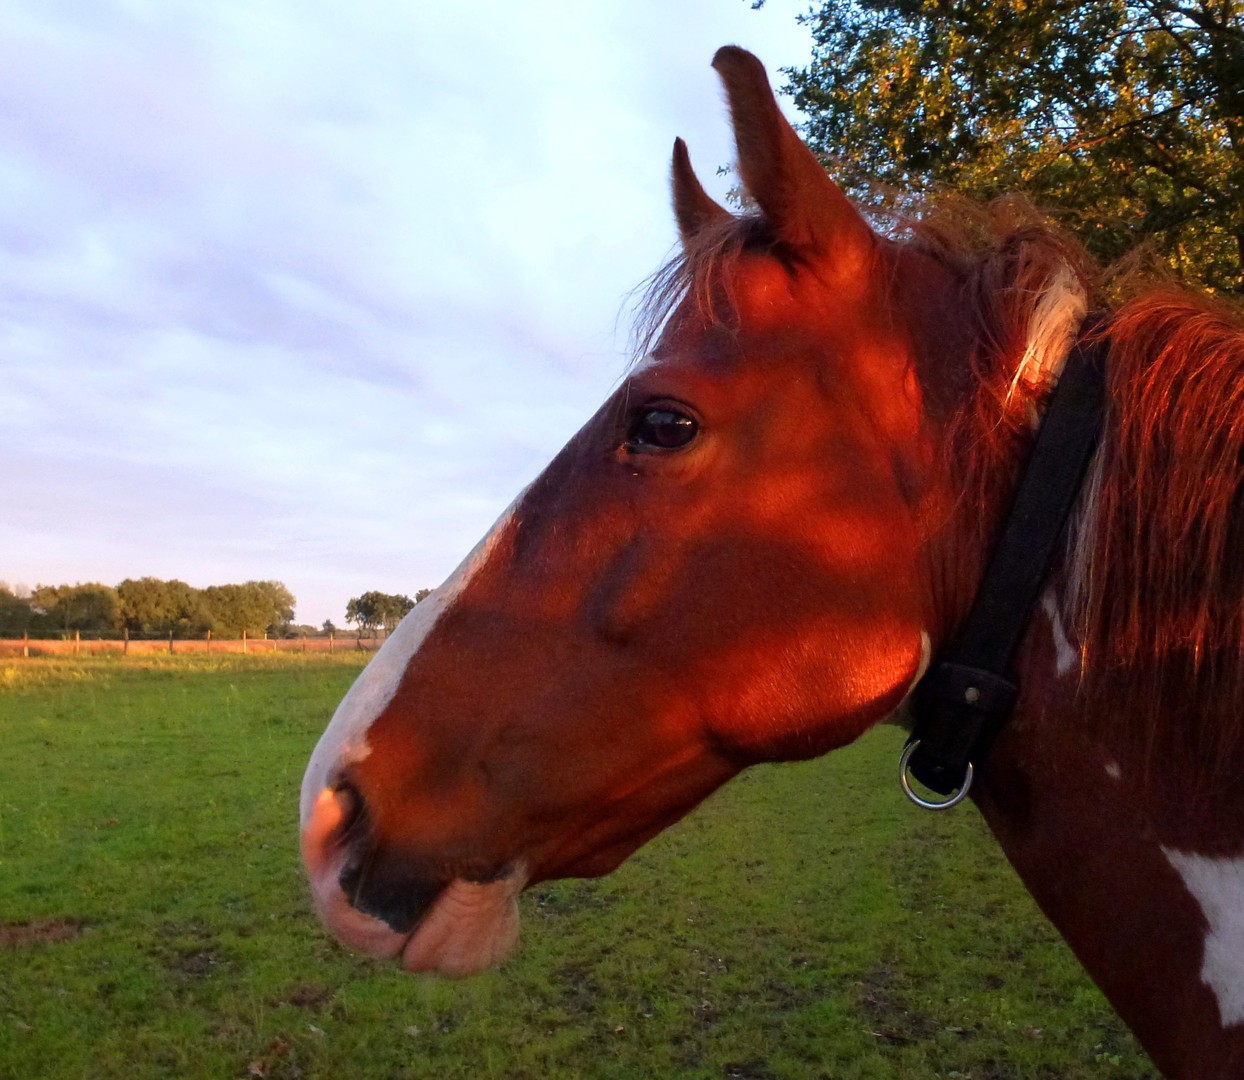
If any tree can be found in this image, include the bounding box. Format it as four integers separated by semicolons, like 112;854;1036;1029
252;580;296;636
345;591;416;637
117;577;210;637
345;592;381;637
384;593;416;631
0;585;33;636
29;582;121;636
775;0;1244;294
201;580;296;638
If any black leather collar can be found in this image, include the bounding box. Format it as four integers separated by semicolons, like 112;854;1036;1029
902;314;1110;804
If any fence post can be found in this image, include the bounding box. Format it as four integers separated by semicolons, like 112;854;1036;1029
74;630;80;656
242;629;247;654
206;629;212;652
22;630;29;659
123;627;129;655
168;629;174;654
329;631;334;654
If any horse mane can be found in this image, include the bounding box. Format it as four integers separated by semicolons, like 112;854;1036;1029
633;195;1244;769
1069;290;1244;770
901;203;1244;769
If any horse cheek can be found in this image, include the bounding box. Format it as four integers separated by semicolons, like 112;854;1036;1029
698;570;928;761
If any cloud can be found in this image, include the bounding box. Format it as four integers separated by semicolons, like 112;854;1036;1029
0;0;810;624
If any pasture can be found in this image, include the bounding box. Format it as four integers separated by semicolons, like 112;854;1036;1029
0;656;1155;1078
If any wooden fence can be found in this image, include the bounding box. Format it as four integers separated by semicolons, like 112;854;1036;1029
0;632;384;659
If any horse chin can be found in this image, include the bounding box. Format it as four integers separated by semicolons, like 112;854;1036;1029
400;866;528;976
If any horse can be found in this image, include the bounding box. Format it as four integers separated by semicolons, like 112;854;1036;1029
300;46;1244;1078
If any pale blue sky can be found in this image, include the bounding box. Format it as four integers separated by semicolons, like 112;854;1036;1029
1;0;812;627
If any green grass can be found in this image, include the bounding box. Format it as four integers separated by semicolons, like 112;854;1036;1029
0;655;1156;1079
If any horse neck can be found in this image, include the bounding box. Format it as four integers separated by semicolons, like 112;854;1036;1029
943;294;1244;1072
970;574;1244;1077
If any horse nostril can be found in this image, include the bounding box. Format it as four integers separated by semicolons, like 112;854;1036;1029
303;776;449;936
321;782;448;935
330;779;366;840
338;843;448;935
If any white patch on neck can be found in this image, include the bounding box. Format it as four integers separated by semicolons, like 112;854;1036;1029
1039;587;1079;677
1007;262;1087;427
1103;760;1122;782
299;495;522;825
1163;847;1244;1028
1062;442;1108;630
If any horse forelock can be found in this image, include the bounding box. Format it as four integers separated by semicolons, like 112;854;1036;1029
632;192;1090;395
630;213;770;363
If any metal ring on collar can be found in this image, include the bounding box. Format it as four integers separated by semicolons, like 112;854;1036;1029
899;740;974;811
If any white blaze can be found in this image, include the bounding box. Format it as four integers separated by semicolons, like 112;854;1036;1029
299;498;521;825
1163;847;1244;1028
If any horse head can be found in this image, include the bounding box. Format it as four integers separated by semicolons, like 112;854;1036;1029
300;46;971;975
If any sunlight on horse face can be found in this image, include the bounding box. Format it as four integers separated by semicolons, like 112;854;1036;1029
301;47;948;975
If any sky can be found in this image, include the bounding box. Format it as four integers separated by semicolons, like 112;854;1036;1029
0;0;814;629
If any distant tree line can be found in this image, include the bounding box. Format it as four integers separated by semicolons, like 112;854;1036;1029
1;578;438;641
0;578;297;640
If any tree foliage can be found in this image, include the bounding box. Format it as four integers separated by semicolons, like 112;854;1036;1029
29;583;121;635
201;581;295;638
0;585;34;636
117;577;211;637
778;0;1243;293
345;591;418;636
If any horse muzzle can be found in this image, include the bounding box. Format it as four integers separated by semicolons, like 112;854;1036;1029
300;784;528;975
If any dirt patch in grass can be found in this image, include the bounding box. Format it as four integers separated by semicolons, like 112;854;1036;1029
0;916;84;947
554;961;605;1017
722;1061;779;1080
283;984;334;1009
854;962;941;1045
176;949;223;978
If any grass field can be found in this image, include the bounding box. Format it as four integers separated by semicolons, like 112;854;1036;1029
0;655;1157;1079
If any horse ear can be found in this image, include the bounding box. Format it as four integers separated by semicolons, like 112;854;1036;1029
711;46;875;270
672;137;732;245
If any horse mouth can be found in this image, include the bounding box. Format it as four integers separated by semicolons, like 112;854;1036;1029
302;787;528;975
307;858;528;976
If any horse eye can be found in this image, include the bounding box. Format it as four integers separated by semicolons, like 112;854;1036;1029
626;407;699;451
